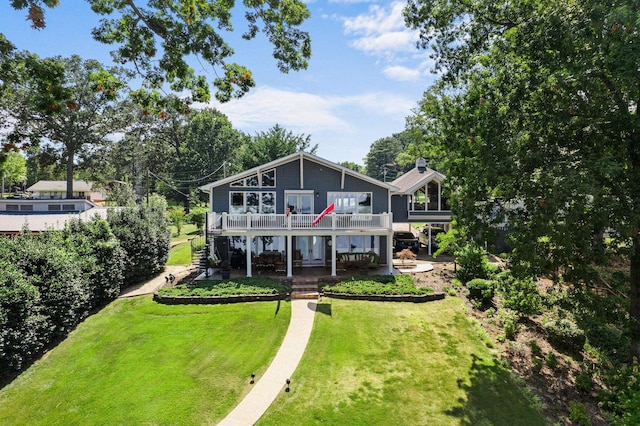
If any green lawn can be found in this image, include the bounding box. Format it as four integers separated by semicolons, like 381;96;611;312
0;297;290;425
259;297;546;426
0;295;547;426
167;241;193;265
170;223;200;243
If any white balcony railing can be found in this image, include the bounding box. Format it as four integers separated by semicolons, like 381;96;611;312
207;212;393;232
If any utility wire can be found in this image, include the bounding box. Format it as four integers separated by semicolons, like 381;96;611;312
169;161;228;183
148;169;190;197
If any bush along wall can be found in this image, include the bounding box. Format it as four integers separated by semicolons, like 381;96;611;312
107;205;171;286
0;217;130;381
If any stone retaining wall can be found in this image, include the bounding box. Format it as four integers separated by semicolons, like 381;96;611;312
322;292;445;303
153;292;289;305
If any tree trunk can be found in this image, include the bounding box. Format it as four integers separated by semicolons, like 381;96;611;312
66;148;75;199
630;235;640;360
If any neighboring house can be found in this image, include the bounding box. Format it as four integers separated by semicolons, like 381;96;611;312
390;158;452;255
0;198;109;236
26;180;106;203
200;153;451;277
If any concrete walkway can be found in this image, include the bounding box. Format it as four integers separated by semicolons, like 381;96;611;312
119;265;194;298
218;299;317;426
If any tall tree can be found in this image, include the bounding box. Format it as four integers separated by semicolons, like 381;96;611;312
175;108;247;209
405;0;640;358
238;124;317;170
7;0;311;105
337;161;364;174
4;55;130;198
0;151;27;193
364;133;412;181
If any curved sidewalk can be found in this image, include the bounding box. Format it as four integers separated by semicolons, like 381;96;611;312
218;299;317;426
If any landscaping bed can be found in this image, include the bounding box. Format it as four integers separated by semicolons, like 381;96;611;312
155;277;290;305
321;274;444;302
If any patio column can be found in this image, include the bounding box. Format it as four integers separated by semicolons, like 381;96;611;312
246;237;253;277
428;223;432;256
286;235;293;278
387;232;394;274
331;234;337;277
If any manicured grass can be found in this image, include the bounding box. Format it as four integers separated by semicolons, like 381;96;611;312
170;223;200;242
159;277;290;297
0;297;290;425
259;297;546;426
167;240;193;265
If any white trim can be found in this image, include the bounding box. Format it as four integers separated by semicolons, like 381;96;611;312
199;152;399;193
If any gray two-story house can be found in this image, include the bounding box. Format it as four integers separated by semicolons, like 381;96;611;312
200;152;451;277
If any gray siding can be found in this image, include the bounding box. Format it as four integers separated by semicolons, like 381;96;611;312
212;157;391;214
391;195;409;222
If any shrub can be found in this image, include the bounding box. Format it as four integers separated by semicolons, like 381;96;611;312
454;242;490;283
497;309;520;340
108;205;171;285
532;357;544;373
61;219;126;307
529;339;542;356
585;323;629;364
575;373;593;393
12;236;90;338
599;360;640;425
466;278;494;308
321;274;431;296
158;277;289;297
545;352;559;369
0;262;47;375
568;401;591;426
543;317;586;353
495;272;542;316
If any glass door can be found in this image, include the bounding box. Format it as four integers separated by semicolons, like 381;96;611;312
295;236;324;265
286;192;314;215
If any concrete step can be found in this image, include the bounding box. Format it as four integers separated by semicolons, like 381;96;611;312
291;291;319;300
291;284;318;292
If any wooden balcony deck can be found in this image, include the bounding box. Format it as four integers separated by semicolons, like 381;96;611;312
207;212;393;234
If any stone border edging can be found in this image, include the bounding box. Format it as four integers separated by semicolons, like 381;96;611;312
322;292;445;302
153;292;289;305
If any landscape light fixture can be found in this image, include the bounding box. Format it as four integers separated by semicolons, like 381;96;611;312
251;372;256;384
285;378;291;392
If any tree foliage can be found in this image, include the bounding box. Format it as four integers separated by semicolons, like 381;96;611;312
2;55;131;197
8;0;311;104
364;132;412;181
238;124;317;170
107;204;171;284
404;0;640;359
0;151;27;191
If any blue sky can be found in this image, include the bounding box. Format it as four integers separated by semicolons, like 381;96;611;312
0;1;437;165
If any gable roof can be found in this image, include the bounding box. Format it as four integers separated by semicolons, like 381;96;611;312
391;167;447;195
27;180;93;192
199;152;399;192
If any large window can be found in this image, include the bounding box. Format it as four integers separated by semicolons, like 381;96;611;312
327;192;372;214
229;192;276;214
336;235;378;253
230;169;276;188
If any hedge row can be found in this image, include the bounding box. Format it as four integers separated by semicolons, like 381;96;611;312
0;204;170;379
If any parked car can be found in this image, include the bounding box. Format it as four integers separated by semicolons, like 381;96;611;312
393;231;420;254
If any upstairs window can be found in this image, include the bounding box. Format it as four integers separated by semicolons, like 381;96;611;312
230;169;276;188
229;192;277;214
327;192;372;214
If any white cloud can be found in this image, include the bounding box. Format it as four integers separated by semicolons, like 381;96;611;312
383;65;421;82
208;86;414;134
209;86;350;134
203;86;416;163
342;1;418;56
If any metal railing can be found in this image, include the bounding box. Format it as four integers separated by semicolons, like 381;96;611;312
207;212;393;232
